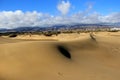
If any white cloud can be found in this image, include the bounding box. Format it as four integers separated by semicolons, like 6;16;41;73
0;10;120;29
100;12;120;23
0;10;51;28
0;1;120;29
57;0;71;15
86;2;93;13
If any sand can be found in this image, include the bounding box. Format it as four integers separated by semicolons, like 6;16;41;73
0;32;120;80
11;33;89;41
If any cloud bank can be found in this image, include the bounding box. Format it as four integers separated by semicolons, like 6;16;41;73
0;1;120;29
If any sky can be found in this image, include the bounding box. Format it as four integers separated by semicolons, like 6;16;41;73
0;0;120;28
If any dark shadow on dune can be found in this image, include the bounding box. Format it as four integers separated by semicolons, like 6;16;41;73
57;45;71;59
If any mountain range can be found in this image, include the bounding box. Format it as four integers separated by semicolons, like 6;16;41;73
0;23;120;33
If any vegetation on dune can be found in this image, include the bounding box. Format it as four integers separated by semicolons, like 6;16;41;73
89;33;96;41
0;27;119;38
108;30;119;32
43;31;61;36
9;34;17;38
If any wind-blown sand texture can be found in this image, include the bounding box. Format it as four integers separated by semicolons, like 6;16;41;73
0;32;120;80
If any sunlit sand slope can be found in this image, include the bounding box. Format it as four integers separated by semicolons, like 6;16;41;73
0;32;120;80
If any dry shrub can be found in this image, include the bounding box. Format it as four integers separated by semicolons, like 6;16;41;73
9;34;17;38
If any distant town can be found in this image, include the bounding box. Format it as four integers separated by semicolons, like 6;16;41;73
0;24;120;37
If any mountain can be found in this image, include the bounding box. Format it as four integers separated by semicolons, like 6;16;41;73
0;23;120;33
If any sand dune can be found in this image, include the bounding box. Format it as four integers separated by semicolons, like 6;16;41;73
13;33;89;41
0;37;22;44
0;32;120;80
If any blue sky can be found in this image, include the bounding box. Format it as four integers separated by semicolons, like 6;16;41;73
0;0;57;14
0;0;120;15
0;0;120;28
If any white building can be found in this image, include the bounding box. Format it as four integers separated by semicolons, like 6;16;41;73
110;27;120;31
